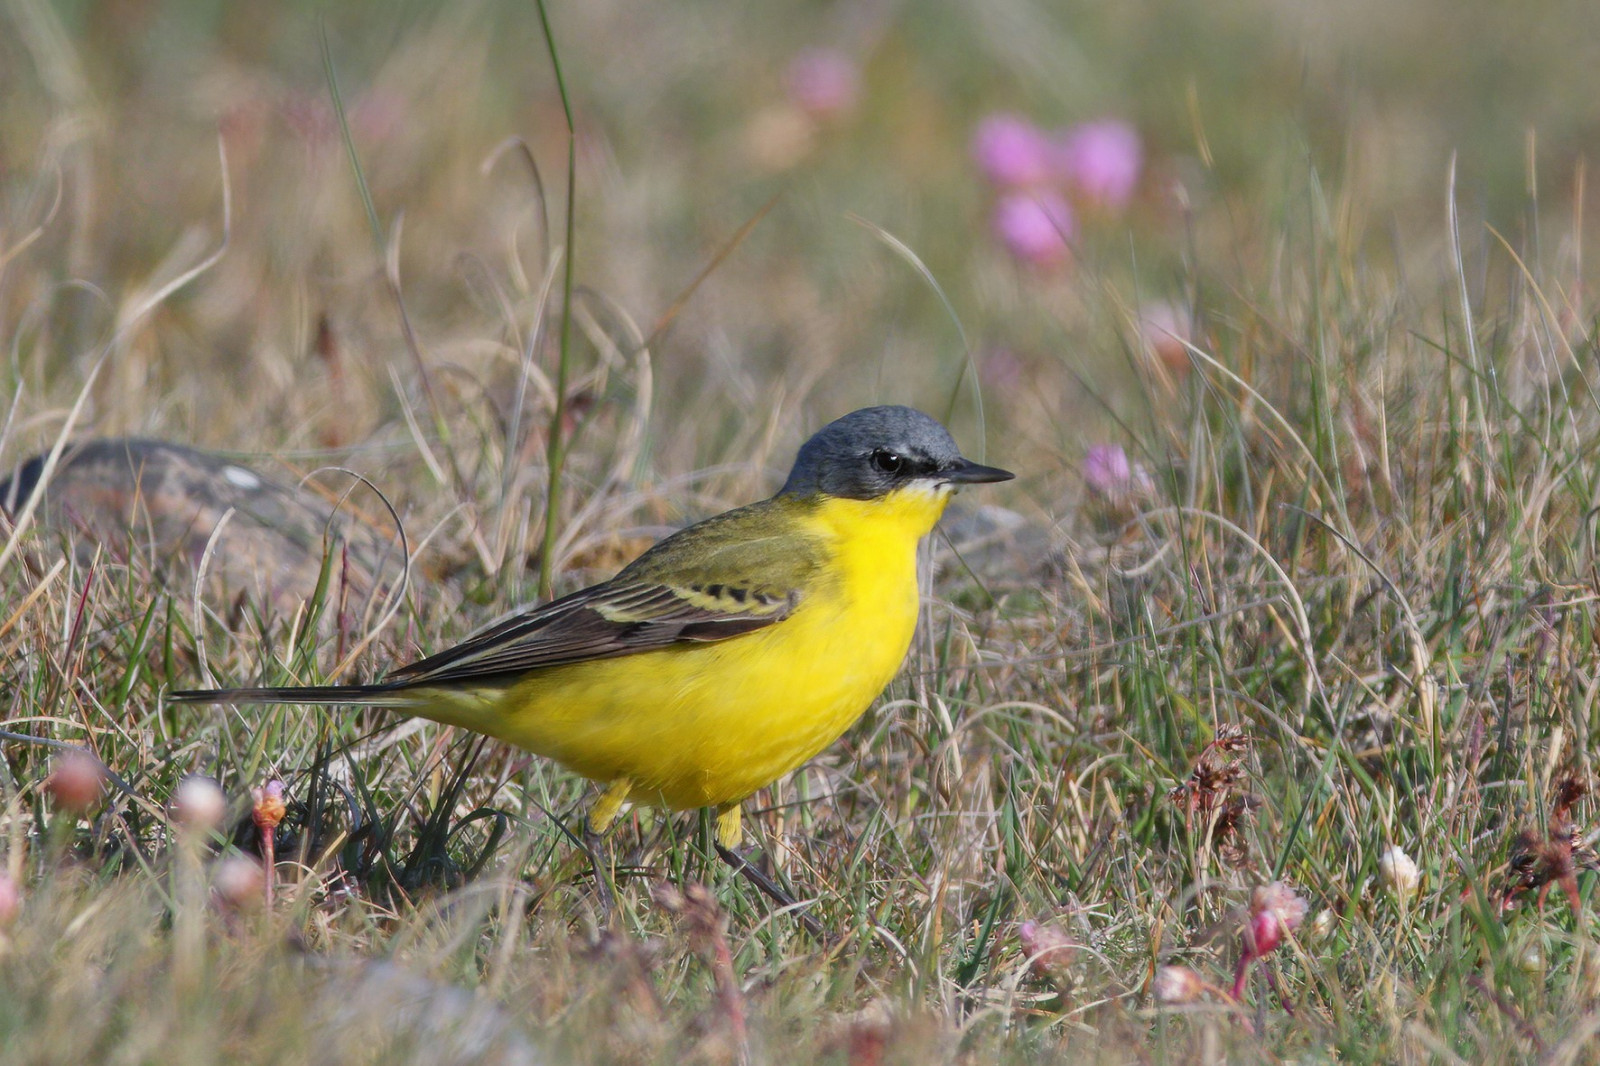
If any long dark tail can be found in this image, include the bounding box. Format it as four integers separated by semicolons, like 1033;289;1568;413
167;683;413;707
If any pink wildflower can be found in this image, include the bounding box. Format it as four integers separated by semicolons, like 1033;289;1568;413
992;192;1075;267
1055;119;1143;209
1082;444;1133;497
1018;920;1076;980
1139;301;1193;377
972;113;1053;189
1231;882;1307;1000
785;48;859;120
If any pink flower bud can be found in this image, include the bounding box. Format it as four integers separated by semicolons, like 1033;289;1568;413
992;192;1075;268
1245;881;1306;957
212;856;267;911
1378;845;1421;900
1247;905;1285;957
1083;444;1133;497
972;113;1053;189
980;347;1027;393
785;48;859;120
1231;882;1307;1000
1139;301;1193;376
1152;965;1205;1004
1018;920;1075;979
1055;119;1143;210
251;780;286;831
0;871;21;929
1082;444;1156;531
172;775;228;833
45;751;107;814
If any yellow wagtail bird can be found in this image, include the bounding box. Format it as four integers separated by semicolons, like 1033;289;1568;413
169;406;1011;860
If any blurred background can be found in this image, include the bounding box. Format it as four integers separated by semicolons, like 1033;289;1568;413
2;0;1597;525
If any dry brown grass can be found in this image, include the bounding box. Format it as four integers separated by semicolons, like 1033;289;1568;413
4;1;1600;1062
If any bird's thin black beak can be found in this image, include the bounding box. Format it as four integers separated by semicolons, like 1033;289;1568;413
944;458;1015;484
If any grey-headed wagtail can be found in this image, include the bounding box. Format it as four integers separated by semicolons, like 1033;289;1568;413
170;406;1011;871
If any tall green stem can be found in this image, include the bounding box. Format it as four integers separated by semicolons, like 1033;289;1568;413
535;0;577;601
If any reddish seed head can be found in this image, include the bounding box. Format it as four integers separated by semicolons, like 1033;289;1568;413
45;751;107;814
1552;775;1589;822
653;881;725;940
652;883;685;911
251;779;287;831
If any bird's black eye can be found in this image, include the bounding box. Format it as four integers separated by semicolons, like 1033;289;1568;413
870;449;905;475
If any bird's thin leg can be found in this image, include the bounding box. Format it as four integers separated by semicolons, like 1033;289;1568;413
581;824;617;917
712;805;826;941
579;779;634;916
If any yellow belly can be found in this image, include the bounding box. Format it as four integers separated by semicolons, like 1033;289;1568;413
421;487;947;811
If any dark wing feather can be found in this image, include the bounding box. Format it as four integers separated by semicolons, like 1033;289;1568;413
381;496;825;690
380;578;798;688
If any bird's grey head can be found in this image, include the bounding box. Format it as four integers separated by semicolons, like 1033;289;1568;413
778;405;1013;500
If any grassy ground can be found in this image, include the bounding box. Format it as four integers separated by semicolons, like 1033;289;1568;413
4;1;1600;1062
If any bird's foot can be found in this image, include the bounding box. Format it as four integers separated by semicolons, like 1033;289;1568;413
713;841;827;942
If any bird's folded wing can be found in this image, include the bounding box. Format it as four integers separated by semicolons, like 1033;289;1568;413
380;578;799;687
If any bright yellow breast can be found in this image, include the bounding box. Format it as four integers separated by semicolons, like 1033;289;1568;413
465;484;953;811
